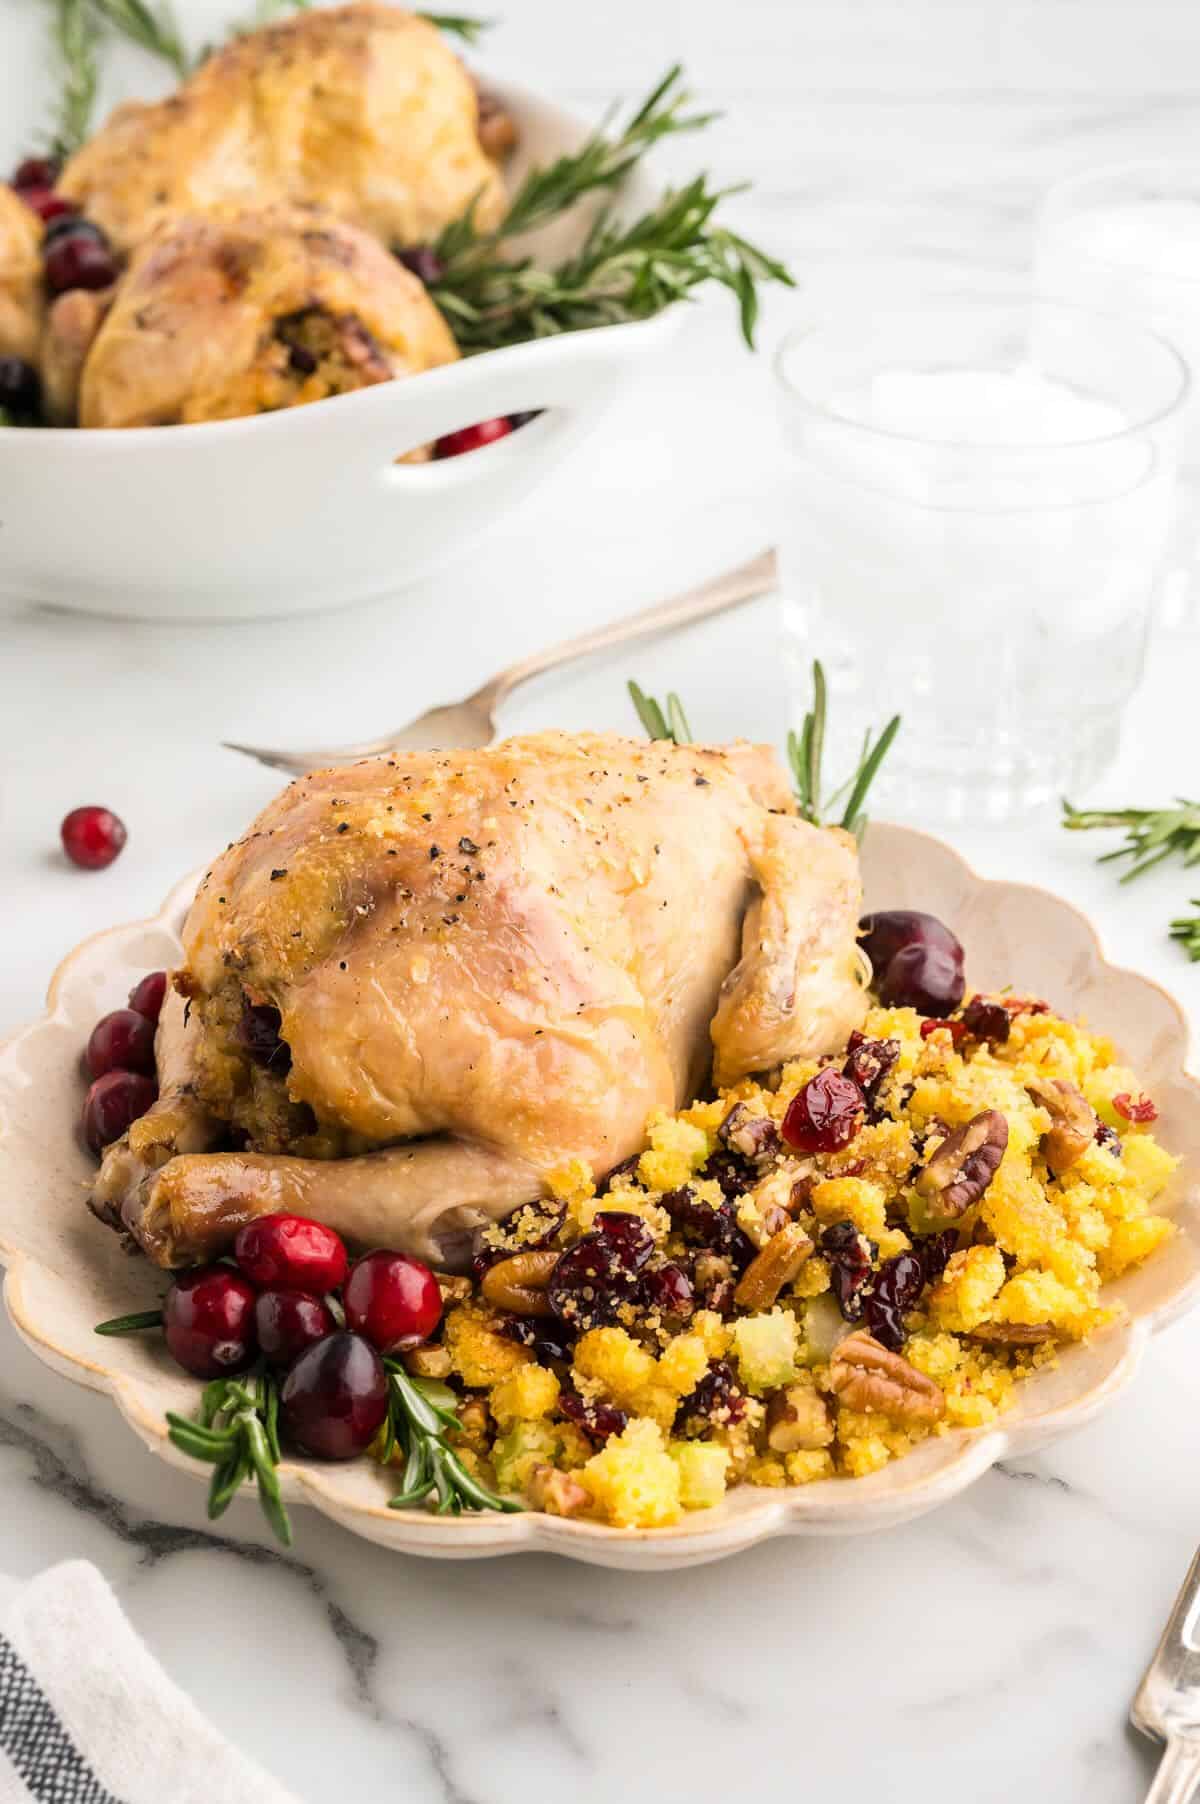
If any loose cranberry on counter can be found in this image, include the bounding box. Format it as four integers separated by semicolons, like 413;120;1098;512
280;1331;389;1459
12;156;60;191
434;417;514;458
44;226;117;294
61;805;127;870
163;1267;258;1377
343;1250;442;1352
782;1066;865;1154
255;1288;337;1368
81;1069;155;1154
0;356;41;423
234;1213;349;1295
128;970;168;1023
86;1007;156;1079
22;188;75;224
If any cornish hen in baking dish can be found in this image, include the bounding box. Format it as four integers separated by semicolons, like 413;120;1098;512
92;733;867;1268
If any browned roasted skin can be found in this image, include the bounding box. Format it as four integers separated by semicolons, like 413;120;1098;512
60;3;508;256
0;186;43;365
94;733;867;1267
78;205;459;427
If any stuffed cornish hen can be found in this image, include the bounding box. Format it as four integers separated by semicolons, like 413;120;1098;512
92;733;867;1269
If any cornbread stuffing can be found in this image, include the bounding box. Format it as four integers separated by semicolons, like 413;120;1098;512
380;990;1178;1527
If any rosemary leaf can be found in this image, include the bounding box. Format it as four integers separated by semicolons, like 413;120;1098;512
1062;798;1200;883
627;681;690;745
49;0;100;157
1170;905;1200;961
89;0;189;74
383;1365;521;1514
417;11;492;43
94;1307;164;1336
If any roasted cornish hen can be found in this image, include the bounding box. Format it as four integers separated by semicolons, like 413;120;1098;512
93;733;867;1267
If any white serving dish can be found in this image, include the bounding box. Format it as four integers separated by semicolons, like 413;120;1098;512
1;820;1197;1569
0;82;682;621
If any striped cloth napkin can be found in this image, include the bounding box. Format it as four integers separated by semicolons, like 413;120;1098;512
0;1562;298;1803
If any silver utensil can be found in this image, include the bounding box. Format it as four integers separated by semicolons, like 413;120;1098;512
223;548;778;775
1134;1545;1200;1801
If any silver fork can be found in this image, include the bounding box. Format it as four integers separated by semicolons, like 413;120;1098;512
1133;1544;1200;1801
222;549;778;775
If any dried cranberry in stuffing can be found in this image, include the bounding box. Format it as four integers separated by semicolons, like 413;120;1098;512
471;1200;565;1279
498;1314;576;1364
842;1032;900;1117
661;1187;754;1268
547;1232;642;1330
961;996;1011;1045
1094;1122;1123;1158
915;1229;959;1285
639;1262;694;1319
1113;1092;1158;1124
782;1068;865;1155
862;1251;926;1351
675;1360;746;1436
701;1149;757;1203
592;1212;655;1268
920;1017;968;1046
236;998;291;1073
820;1219;877;1321
559;1390;627;1444
597;1155;640;1194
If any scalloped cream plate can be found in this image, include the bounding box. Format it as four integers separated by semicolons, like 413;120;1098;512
1;822;1198;1569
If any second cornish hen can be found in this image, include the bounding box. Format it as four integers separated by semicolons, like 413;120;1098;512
93;733;866;1268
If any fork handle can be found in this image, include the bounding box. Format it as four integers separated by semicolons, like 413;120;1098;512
471;548;778;713
1146;1737;1200;1803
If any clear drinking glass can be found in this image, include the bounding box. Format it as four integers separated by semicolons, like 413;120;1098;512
773;288;1187;825
1036;161;1200;628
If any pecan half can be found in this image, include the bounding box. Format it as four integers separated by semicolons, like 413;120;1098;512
718;1103;781;1166
437;1273;473;1306
967;1321;1055;1347
527;1464;590;1518
828;1331;945;1423
1025;1077;1096;1177
480;1249;559;1317
764;1383;833;1452
734;1222;815;1309
915;1109;1008;1221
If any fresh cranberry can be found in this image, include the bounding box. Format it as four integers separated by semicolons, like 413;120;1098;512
592;1212;655;1268
961;996;1010;1045
782;1067;865;1154
434;417;514;458
44;227;117;294
163;1267;257;1378
820;1219;878;1320
859;910;963;974
0;355;41;424
559;1390;627;1444
343;1250;442;1352
22;188;74;223
675;1360;746;1435
842;1032;900;1117
640;1262;694;1318
920;1017;968;1046
81;1069;155;1153
43;213;101;247
547;1231;643;1331
61;805;126;870
862;1250;926;1351
255;1288;337;1368
235;998;290;1073
1113;1092;1158;1124
280;1331;389;1458
86;1007;156;1079
128;970;168;1023
12;156;60;191
234;1213;349;1294
878;943;965;1017
395;244;445;284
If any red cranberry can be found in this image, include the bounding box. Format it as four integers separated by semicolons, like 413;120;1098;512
395;244;445;284
128;970;168;1022
920;1017;968;1045
255;1288;337;1368
675;1360;746;1436
43;213;101;247
280;1331;389;1459
12;156;60;191
820;1219;878;1320
343;1250;442;1352
434;417;514;458
23;188;75;223
234;1213;349;1295
915;1229;959;1285
498;1313;576;1364
961;996;1010;1045
592;1211;655;1268
163;1267;257;1378
782;1067;865;1154
640;1261;694;1319
859;910;964;975
61;805;127;870
842;1032;900;1116
546;1224;655;1332
862;1250;926;1351
559;1390;627;1444
86;1007;156;1079
878;943;965;1017
81;1069;156;1153
0;356;41;423
44;227;117;294
1113;1092;1158;1124
662;1184;755;1268
1095;1122;1123;1157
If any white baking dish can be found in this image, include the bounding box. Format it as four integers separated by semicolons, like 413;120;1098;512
0;82;682;621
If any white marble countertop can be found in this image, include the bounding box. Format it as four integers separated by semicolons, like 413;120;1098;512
4;0;1200;1797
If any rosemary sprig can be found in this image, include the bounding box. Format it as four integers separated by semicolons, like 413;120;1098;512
418;11;492;42
89;0;188;74
1170;905;1200;961
1061;799;1200;882
49;0;101;157
383;1365;521;1515
94;1306;164;1335
167;1368;292;1547
627;681;691;745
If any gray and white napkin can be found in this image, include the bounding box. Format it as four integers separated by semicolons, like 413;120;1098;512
0;1561;298;1804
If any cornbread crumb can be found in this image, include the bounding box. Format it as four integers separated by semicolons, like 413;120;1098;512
489;1363;560;1427
582;1420;682;1528
444;1302;531;1387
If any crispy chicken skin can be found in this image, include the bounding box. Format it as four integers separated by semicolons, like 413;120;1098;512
78;204;459;427
93;733;867;1268
60;3;508;256
0;186;43;365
